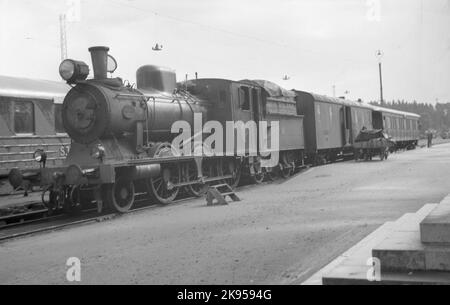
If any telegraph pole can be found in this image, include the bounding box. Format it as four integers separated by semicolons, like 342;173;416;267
376;50;384;105
59;14;67;61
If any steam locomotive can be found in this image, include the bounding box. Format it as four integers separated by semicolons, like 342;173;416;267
9;46;420;214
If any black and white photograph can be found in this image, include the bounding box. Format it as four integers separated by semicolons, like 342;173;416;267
0;0;450;292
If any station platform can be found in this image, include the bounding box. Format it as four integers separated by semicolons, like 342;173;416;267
303;195;450;285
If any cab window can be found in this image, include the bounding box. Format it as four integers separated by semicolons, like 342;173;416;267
14;101;34;134
239;87;250;111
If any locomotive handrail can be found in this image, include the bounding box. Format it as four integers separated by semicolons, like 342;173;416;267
115;92;210;106
115;93;147;99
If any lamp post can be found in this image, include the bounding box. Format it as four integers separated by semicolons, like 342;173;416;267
376;50;384;105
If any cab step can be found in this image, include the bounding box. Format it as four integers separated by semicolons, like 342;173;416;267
206;183;240;206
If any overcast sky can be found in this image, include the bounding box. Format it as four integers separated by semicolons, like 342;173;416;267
0;0;449;103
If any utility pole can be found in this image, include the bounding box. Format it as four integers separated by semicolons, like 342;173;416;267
59;14;67;61
376;50;384;105
332;85;336;98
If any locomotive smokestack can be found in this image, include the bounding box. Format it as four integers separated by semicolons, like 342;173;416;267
88;46;109;79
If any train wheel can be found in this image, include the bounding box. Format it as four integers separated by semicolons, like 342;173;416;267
252;171;265;184
106;178;135;213
223;159;242;189
42;186;60;216
185;161;205;197
280;164;293;178
354;150;360;162
265;168;278;181
63;186;82;215
147;143;180;205
148;167;180;205
250;158;265;184
364;152;370;161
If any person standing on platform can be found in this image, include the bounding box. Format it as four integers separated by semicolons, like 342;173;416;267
427;131;433;148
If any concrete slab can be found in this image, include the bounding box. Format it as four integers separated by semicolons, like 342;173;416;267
305;204;445;285
302;221;395;285
421;196;450;244
396;204;438;232
323;264;450;285
373;230;450;272
373;231;426;271
373;203;450;272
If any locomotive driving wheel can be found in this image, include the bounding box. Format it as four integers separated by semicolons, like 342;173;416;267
148;167;180;204
222;158;242;189
184;161;205;197
105;177;135;213
146;143;180;205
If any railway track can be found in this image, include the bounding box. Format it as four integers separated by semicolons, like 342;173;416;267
0;195;198;243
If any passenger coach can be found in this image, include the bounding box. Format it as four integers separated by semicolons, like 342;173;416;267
371;105;420;149
0;76;70;192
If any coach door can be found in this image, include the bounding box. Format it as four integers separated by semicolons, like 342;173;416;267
372;111;383;130
344;106;353;144
251;88;263;153
340;107;347;145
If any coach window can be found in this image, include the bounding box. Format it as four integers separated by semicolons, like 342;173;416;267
239;87;250;111
54;104;65;133
13;101;34;134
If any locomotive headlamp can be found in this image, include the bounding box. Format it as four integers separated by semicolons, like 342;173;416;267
59;59;90;84
91;144;106;160
33;149;47;168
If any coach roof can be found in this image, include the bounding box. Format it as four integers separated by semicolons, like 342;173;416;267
370;105;421;119
0;75;70;104
294;90;373;109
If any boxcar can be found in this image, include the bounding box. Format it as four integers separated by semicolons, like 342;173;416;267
0;76;71;191
294;91;372;163
370;105;420;149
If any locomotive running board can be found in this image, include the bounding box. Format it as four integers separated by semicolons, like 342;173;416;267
206;184;240;206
